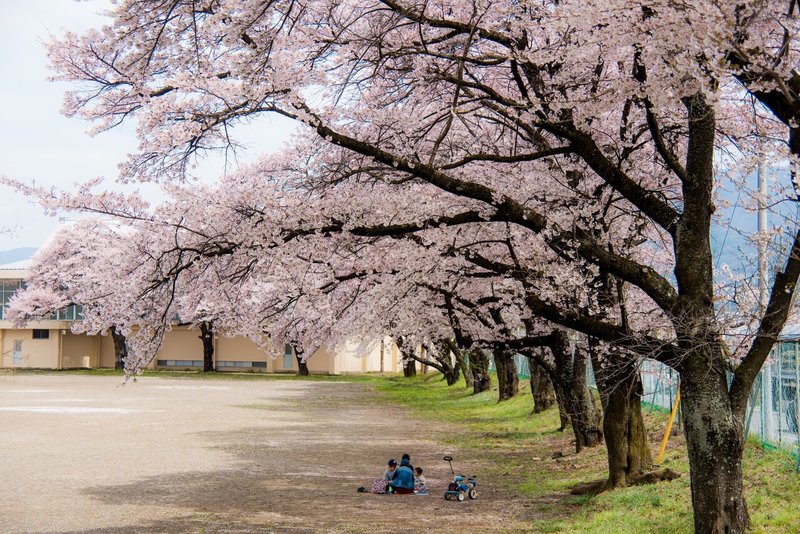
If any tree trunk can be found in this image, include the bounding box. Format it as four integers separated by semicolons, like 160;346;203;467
295;347;309;376
444;339;474;389
403;357;417;377
443;366;459;386
552;380;571;431
671;94;748;532
111;326;127;370
590;346;651;488
681;354;748;533
494;350;519;401
567;349;604;453
587;265;651;487
433;341;460;385
400;338;458;384
454;349;474;389
396;336;417;377
198;321;214;372
471;350;491;394
529;356;556;413
551;331;603;452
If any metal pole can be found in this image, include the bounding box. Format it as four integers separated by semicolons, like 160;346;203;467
778;345;784;443
795;341;800;442
759;160;775;441
657;386;681;465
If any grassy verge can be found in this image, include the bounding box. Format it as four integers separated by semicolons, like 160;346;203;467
374;374;800;534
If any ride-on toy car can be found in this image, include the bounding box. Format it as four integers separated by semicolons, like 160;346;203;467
443;455;477;501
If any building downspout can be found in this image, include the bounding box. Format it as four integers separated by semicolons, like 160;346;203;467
330;346;339;375
57;328;63;370
213;330;218;370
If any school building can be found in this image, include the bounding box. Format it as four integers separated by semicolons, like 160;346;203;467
0;262;401;374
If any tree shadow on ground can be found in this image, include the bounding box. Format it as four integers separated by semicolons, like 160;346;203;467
74;383;526;533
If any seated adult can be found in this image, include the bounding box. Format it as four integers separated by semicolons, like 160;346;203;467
400;453;413;472
389;459;415;494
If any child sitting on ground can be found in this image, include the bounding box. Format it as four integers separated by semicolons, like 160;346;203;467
368;459;397;494
414;467;428;494
384;459;398;482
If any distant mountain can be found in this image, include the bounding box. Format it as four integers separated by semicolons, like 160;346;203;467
0;247;37;265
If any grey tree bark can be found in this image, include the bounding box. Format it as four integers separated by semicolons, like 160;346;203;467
590;347;651;489
294;346;309;376
471;350;492;394
493;349;519;401
528;355;556;413
111;326;127;371
198;321;214;372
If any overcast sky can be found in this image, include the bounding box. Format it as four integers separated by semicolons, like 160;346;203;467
0;1;293;252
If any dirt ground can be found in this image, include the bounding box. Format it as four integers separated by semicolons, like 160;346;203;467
0;374;531;533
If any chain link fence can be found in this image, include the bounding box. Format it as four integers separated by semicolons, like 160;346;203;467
498;344;799;455
482;344;800;476
634;343;800;450
487;352;531;378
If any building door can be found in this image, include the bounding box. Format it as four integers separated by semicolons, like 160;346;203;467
284;344;293;370
12;340;22;365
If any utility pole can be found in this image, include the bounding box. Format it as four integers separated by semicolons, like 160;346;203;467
758;160;775;440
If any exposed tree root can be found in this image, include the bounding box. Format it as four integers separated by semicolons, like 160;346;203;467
629;468;681;486
569;479;606;495
570;468;681;495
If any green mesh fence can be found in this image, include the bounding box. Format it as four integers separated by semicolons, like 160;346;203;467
502;342;799;465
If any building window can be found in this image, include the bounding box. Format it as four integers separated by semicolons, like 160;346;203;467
32;329;49;339
156;360;203;367
0;279;23;320
216;361;267;369
51;304;81;321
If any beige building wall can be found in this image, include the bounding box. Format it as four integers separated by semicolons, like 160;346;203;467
0;261;401;375
390;342;399;372
270;344;336;374
0;321;403;374
305;346;335;374
61;331;99;368
331;338;395;374
332;341;361;374
98;333;116;368
157;328;202;361
0;325;403;374
216;335;275;372
0;328;58;368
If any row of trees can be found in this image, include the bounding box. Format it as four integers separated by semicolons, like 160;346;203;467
5;1;800;532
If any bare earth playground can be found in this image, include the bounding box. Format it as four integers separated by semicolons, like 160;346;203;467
0;374;522;533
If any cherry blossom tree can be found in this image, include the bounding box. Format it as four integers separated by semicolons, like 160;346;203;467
7;218;141;369
14;157;667;494
26;1;800;531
